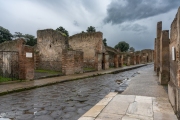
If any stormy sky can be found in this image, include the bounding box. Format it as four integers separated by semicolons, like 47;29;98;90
0;0;180;50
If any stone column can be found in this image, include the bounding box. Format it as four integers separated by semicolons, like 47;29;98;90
105;54;109;69
133;53;136;65
121;55;124;67
127;57;130;66
154;38;157;71
156;21;162;76
114;54;119;68
159;30;170;84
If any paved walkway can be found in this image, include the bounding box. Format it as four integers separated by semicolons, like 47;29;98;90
0;64;146;95
78;65;178;120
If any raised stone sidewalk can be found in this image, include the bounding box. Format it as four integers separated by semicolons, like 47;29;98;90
0;64;146;95
78;65;178;120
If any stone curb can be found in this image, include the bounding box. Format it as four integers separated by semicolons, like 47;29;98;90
0;64;149;96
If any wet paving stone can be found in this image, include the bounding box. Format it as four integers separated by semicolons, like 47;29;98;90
0;65;152;120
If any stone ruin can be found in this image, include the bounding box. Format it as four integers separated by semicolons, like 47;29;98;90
36;29;68;71
154;7;180;118
35;29;83;75
0;39;34;80
0;28;154;80
69;32;108;70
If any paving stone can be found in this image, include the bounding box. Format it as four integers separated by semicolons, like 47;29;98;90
154;112;178;120
127;101;153;117
83;105;105;118
63;107;76;112
34;115;54;120
96;97;113;106
112;95;135;103
0;118;11;120
78;117;95;120
102;101;129;115
15;114;34;120
34;110;50;116
135;96;152;104
63;112;76;119
50;110;62;118
96;113;123;120
122;115;153;120
153;98;174;114
105;92;117;98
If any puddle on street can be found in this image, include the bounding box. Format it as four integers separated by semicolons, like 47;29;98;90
0;65;152;120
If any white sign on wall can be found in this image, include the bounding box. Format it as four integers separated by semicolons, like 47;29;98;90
26;52;32;58
172;46;175;61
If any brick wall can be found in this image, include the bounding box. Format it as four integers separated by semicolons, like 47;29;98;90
62;50;83;75
0;39;34;80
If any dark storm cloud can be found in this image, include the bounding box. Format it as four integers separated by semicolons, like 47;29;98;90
104;0;180;24
119;23;148;32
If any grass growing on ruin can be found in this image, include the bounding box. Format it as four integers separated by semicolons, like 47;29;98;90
0;76;12;82
83;67;96;71
35;69;61;74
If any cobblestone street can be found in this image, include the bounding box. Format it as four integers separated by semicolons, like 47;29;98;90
0;65;151;120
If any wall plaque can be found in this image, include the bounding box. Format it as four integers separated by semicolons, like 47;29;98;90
172;46;175;60
26;52;32;58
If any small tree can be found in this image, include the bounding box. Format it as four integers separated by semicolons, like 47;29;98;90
103;38;107;46
24;34;37;46
13;32;23;39
0;26;13;43
56;26;69;37
86;26;96;32
114;41;129;52
129;47;135;52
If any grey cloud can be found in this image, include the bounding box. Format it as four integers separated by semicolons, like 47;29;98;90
73;21;79;27
119;24;148;32
104;0;180;24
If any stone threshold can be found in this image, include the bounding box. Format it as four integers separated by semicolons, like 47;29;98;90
78;92;178;120
0;64;147;96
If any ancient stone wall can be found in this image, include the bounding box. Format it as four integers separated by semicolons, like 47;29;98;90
62;50;83;75
107;52;115;67
135;51;141;64
69;32;106;70
159;30;170;85
0;39;34;80
104;53;109;69
130;53;136;65
119;55;123;67
127;57;130;66
37;29;68;71
156;21;162;75
168;7;180;114
123;54;128;65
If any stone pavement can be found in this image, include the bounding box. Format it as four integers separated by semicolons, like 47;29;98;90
78;65;178;120
0;64;146;95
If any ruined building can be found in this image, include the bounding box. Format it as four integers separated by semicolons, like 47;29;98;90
36;29;68;71
35;29;83;75
154;7;180;118
69;32;109;70
0;39;34;80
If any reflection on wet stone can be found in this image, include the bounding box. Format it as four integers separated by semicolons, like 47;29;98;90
0;65;150;120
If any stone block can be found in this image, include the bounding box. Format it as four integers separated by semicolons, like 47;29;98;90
83;105;105;118
102;101;130;115
96;113;123;120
